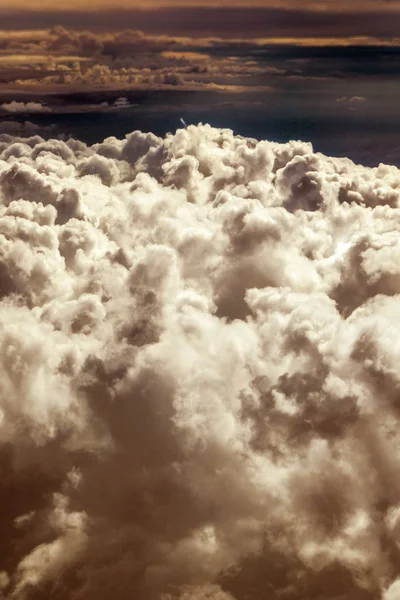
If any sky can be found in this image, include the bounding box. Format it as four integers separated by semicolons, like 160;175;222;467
1;0;400;10
1;5;400;165
1;4;400;37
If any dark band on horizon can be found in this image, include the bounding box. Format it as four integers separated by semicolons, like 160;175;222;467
1;6;400;38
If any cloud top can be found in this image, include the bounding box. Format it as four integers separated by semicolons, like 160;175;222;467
0;123;400;599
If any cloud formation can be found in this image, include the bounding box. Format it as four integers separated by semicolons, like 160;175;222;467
0;101;51;113
0;27;278;94
1;25;400;103
1;123;400;599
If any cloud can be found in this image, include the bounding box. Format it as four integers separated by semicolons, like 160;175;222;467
0;28;279;94
336;95;367;103
7;61;272;93
335;96;367;113
1;5;400;38
383;579;400;600
0;120;55;136
1;123;400;599
0;101;51;113
113;96;130;108
2;26;400;99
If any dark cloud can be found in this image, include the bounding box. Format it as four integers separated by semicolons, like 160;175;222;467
249;44;400;79
1;6;400;38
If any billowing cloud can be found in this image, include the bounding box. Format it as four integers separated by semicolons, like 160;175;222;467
1;123;400;599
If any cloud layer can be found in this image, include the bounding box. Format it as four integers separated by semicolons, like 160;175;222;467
1;123;400;599
2;5;400;38
0;27;278;95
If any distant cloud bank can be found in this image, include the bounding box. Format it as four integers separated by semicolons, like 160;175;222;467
0;27;279;94
1;25;399;99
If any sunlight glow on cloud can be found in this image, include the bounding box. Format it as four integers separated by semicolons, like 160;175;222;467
1;123;400;598
0;28;279;94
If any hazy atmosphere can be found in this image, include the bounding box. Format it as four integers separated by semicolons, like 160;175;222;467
1;2;400;600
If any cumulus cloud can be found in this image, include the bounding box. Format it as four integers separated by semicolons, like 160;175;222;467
1;123;400;599
0;101;51;114
0;121;55;136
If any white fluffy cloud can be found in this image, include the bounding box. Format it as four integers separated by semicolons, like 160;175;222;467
1;123;400;599
0;101;51;114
